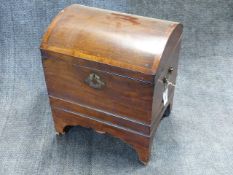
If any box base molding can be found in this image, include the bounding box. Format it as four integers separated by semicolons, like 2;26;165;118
51;104;171;165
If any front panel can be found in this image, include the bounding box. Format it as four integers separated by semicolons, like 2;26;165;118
42;56;154;124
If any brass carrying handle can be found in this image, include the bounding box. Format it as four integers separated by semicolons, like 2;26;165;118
163;66;175;87
84;73;105;89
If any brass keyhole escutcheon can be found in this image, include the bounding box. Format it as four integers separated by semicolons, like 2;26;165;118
85;73;105;89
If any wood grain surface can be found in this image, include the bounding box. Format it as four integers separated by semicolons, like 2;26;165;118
40;4;183;165
40;4;182;75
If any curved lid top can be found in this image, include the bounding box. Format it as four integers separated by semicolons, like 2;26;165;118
40;4;182;75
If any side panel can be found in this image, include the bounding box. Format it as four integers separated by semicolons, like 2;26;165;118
152;39;182;126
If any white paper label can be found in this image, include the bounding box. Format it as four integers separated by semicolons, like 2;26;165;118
163;87;168;106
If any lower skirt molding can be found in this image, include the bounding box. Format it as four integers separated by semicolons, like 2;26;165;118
51;107;153;165
49;96;171;165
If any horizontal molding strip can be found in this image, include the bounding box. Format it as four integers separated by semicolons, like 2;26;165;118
53;106;151;138
41;49;154;84
49;95;150;127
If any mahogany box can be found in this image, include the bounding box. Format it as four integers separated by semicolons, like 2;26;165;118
40;4;183;164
